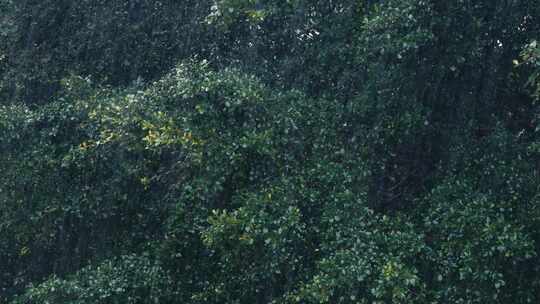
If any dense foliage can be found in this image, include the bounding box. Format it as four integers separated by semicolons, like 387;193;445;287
1;0;539;303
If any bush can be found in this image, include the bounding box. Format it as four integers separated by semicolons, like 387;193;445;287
12;255;173;304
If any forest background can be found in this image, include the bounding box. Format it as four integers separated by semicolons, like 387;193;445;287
1;0;540;303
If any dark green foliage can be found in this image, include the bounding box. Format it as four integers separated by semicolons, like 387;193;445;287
0;0;213;104
0;81;167;298
12;255;173;304
1;0;540;303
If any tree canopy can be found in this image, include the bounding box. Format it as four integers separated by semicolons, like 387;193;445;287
1;0;540;303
